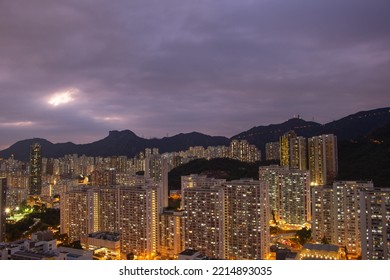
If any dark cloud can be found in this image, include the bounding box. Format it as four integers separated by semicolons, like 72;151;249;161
0;0;389;149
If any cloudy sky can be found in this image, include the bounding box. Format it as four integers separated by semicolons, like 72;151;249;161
0;0;389;149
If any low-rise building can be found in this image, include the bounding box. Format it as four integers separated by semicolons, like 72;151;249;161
297;243;346;260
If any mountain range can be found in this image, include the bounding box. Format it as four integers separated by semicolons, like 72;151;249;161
1;107;390;162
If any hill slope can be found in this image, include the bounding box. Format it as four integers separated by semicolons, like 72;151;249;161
0;130;230;161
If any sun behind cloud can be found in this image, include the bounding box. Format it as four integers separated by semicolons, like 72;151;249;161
48;88;79;106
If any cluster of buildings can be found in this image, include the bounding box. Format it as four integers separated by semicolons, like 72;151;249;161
0;139;260;209
0;230;93;260
0;130;389;260
57;173;389;260
267;132;338;186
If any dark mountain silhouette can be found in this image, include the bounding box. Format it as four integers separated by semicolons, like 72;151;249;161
337;122;390;187
232;107;390;155
0;130;230;161
232;118;322;155
168;123;390;188
1;107;389;162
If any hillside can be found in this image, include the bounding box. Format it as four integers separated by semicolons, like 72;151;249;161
1;107;389;167
233;107;390;155
0;130;230;161
337;123;390;187
168;158;278;191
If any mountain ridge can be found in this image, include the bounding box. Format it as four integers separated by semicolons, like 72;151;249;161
1;107;389;161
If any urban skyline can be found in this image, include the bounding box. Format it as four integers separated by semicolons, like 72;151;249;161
1;127;389;260
1;1;390;149
1;0;389;262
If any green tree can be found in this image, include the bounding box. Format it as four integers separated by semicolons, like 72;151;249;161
296;227;312;245
321;235;329;244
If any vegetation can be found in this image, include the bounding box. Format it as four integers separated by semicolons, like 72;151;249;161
337;123;390;187
296;227;312;246
6;207;60;242
167;197;181;210
168;158;279;190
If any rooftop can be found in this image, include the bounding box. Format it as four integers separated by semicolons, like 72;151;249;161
302;243;339;253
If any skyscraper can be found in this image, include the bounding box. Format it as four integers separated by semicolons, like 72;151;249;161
280;130;297;167
311;186;334;243
183;185;224;259
29;143;42;195
181;174;226;209
311;181;375;258
259;165;286;221
60;186;97;242
308;134;338;186
290;136;307;170
265;141;280;161
118;185;159;259
259;165;310;225
159;210;185;259
183;178;270;260
280;169;311;225
333;181;373;257
0;177;7;243
60;183;160;259
224;179;270;260
360;188;390;260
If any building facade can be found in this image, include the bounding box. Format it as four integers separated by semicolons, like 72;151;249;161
311;186;334;243
332;181;374;257
118;185;159;259
182;178;270;259
360;188;390;260
159;210;185;259
259;166;310;225
0;178;6;242
308;134;338;186
29;143;42;195
265;141;280;161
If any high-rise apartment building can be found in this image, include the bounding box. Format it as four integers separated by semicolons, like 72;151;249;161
183;185;224;259
259;165;285;221
29;143;42;195
360;188;390;260
60;184;160;259
181;174;226;209
265;141;280;161
311;186;334;243
144;149;169;210
290;136;307;170
311;181;375;258
280;131;297;167
118;185;159;258
60;186;97;242
259;165;310;225
224;179;270;260
98;186;118;233
183;178;270;260
159;210;185;259
230;140;261;163
333;181;373;257
308;134;338;186
280;169;311;225
0;178;6;243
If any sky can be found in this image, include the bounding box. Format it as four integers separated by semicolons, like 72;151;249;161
1;0;389;149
